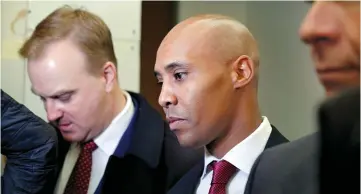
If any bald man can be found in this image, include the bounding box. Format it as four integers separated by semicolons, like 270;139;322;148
154;15;288;194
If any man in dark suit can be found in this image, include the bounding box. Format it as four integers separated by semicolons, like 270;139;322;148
318;88;359;194
245;1;360;194
18;6;201;194
154;14;288;194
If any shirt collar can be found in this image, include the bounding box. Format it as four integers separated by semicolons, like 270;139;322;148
201;116;272;178
94;91;135;156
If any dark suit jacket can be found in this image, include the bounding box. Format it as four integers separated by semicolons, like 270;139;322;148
245;88;360;194
319;88;360;194
245;133;319;194
52;92;203;194
167;126;288;194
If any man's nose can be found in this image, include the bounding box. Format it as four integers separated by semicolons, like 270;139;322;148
299;2;338;45
158;85;178;108
45;100;62;122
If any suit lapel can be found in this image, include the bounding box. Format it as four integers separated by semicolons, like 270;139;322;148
50;129;70;192
167;160;204;194
101;92;166;194
101;155;164;194
265;125;288;149
53;126;70;176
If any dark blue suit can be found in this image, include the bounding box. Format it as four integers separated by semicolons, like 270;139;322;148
168;126;288;194
52;92;202;194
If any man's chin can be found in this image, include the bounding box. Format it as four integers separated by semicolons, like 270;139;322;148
325;85;359;98
61;133;82;143
325;89;339;98
178;136;204;149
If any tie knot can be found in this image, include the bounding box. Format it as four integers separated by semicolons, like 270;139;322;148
82;140;97;152
209;160;238;184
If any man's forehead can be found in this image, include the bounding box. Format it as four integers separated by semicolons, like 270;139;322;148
158;33;216;61
29;73;75;97
27;43;89;97
156;38;193;66
29;42;88;74
40;40;85;63
159;21;218;53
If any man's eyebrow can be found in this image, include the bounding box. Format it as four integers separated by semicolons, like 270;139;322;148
31;88;74;98
164;62;189;72
154;61;189;77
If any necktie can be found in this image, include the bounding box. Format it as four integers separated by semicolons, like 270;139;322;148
64;140;97;194
208;160;238;194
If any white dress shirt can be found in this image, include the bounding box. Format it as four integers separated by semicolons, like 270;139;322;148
54;91;135;194
195;116;272;194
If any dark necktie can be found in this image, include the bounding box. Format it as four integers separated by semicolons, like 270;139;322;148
208;160;238;194
64;140;97;194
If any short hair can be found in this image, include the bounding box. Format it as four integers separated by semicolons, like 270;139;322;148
19;5;117;74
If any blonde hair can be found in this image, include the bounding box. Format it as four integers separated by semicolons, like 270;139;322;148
19;5;117;74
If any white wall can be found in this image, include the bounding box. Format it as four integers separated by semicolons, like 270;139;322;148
177;1;247;24
1;1;29;104
1;1;141;121
177;1;325;140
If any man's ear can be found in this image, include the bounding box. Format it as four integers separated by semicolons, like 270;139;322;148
231;55;254;89
102;61;117;92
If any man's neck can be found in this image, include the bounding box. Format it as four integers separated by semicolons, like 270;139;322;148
206;96;262;159
110;88;127;120
93;88;127;140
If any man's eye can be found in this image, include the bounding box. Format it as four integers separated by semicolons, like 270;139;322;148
58;94;71;102
174;72;187;81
